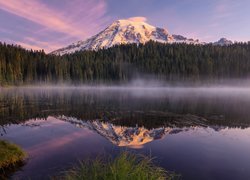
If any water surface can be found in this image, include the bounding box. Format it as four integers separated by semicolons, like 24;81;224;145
1;87;250;179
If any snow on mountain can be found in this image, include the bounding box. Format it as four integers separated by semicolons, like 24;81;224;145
213;38;233;46
51;18;200;55
172;34;200;44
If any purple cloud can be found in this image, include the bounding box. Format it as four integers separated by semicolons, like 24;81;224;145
0;0;110;52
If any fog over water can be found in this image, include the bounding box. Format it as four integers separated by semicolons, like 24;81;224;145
2;80;250;99
1;82;250;180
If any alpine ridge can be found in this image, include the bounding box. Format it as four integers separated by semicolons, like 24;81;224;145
51;18;201;55
213;38;233;46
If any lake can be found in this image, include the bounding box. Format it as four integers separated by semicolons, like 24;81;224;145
1;86;250;180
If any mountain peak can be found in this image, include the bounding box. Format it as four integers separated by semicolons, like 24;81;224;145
214;38;233;46
115;18;155;28
113;19;157;32
51;18;200;55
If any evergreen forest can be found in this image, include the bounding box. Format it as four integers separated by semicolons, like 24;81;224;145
1;41;250;85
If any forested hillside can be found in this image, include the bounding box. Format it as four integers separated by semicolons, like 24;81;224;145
1;41;250;85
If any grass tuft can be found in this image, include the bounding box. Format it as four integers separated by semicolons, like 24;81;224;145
59;152;179;180
0;140;26;169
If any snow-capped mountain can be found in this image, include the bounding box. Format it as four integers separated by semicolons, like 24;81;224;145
51;18;200;55
213;38;233;46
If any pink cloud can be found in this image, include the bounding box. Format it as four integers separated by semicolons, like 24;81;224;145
128;16;147;22
0;0;82;37
20;37;63;52
0;0;110;52
15;41;44;51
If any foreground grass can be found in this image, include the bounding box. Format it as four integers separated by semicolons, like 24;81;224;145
60;152;179;180
0;140;26;169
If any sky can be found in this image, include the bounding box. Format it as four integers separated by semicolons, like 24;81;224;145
0;0;250;53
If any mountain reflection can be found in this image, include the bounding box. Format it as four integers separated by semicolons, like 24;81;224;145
59;115;183;148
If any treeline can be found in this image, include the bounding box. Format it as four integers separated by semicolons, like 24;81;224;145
1;41;250;85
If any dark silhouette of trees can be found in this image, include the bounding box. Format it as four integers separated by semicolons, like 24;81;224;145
1;41;250;85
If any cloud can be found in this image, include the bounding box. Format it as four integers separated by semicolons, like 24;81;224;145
16;37;62;52
0;0;110;52
15;41;44;51
128;16;147;22
0;0;81;37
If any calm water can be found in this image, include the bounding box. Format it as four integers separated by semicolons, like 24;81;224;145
1;87;250;180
